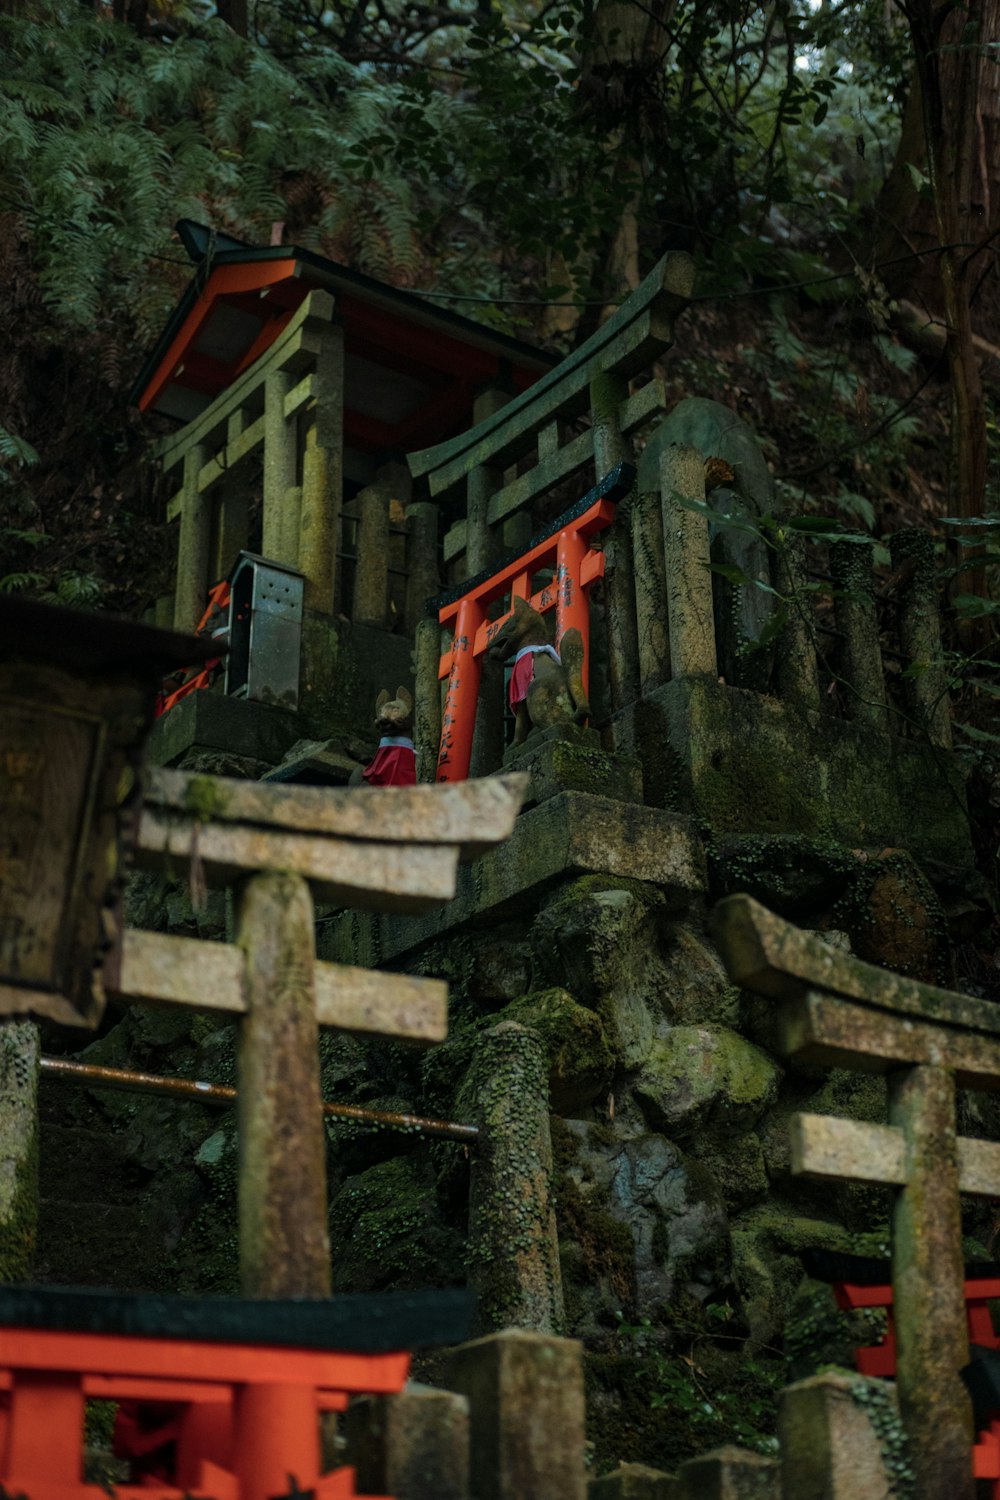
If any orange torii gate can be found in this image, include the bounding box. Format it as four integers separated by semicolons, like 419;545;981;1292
432;465;634;782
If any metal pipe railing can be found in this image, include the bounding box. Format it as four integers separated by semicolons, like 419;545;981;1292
40;1056;478;1144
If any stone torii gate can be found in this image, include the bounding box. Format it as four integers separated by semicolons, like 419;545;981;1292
107;766;526;1297
712;893;1000;1500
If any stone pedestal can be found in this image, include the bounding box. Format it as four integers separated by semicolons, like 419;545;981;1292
609;677;972;866
777;1374;895;1500
673;1446;779;1499
344;1382;470;1500
445;1329;586;1500
502;724;642;809
589;1462;675;1498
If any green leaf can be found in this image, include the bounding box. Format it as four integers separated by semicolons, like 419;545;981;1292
813;101;829;126
952;594;1000;618
705;561;752;586
956;722;1000;745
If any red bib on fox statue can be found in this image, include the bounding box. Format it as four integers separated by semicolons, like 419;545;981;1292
362;736;416;787
508;643;561;712
350;686;417;788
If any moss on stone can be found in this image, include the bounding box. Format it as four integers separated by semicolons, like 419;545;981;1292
328;1154;464;1293
690;1131;769;1215
182;775;231;821
497;988;614;1113
551;1118;636;1325
532;878;668;1068
729;1198;857;1349
634;1025;781;1142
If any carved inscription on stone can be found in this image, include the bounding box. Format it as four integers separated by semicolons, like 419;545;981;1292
0;702;99;990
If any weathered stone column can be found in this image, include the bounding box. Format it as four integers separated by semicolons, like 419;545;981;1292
630;487;670;695
590;371;639;712
777;1373;894;1500
468;388;509;779
887;1064;973;1500
214;411;251;579
279;484;302;570
467;386;509;576
299;322;345;617
465;1022;563;1334
0;1020;39;1281
214;481;250;582
173;442;212;631
405;501;440;631
831;541;888;733
235;872;331;1297
353;482;390;626
772;532;821;715
344;1383;470;1500
890;528;952;749
263;369;297;562
660;444;716;678
413;615;443;782
446;1329;585;1500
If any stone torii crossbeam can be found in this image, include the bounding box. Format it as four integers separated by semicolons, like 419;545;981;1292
104;767;527;1299
712;893;1000;1500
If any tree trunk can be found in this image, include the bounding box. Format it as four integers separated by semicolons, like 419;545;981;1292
874;0;997;606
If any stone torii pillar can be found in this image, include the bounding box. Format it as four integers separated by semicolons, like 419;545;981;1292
106;768;526;1297
712;894;1000;1500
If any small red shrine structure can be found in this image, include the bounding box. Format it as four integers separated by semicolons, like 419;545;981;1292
0;1285;470;1500
432;465;633;782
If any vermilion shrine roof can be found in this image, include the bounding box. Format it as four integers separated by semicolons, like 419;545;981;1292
130;220;557;455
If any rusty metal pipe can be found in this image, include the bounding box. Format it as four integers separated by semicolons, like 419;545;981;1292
39;1056;478;1144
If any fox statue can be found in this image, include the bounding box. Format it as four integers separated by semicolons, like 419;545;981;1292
488;595;589;746
350;686;417;786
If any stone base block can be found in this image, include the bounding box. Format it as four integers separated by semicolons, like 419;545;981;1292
588;1461;676;1498
343;1382;470;1500
777;1373;894;1500
146;691;300;772
445;1329;586;1500
319;792;706;970
610;677;971;866
673;1446;779;1499
503;724;643;809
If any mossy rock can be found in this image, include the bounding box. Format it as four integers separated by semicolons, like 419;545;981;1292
633;1025;781;1142
729;1199;855;1348
497;988;614;1114
659;922;740;1027
328;1154;464;1293
690;1131;769;1214
532;878;669;1068
708;834;859;917
846;848;950;984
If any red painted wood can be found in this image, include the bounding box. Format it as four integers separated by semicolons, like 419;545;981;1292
0;1327;406;1500
138;262;301;413
436;594;486;782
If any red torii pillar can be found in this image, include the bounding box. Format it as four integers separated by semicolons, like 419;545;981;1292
435;494;615;782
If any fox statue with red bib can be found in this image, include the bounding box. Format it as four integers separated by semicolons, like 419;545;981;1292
350;687;417;787
489;595;589;746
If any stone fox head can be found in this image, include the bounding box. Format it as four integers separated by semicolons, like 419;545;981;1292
488;596;589;745
374;686;414;736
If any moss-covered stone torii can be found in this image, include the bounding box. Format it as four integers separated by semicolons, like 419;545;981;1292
114;766;525;1297
712;892;1000;1500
